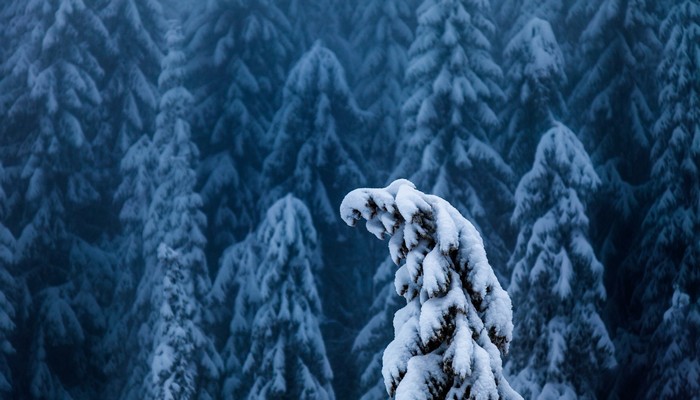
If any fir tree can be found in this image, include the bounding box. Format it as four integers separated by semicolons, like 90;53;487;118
629;1;700;395
97;0;165;170
567;0;660;269
0;163;16;395
263;42;365;227
210;235;261;399
392;0;513;272
240;195;335;399
148;244;203;400
349;0;415;175
186;0;295;249
500;17;567;176
506;123;616;399
0;1;115;397
121;25;221;400
352;257;402;400
341;179;520;399
645;287;700;399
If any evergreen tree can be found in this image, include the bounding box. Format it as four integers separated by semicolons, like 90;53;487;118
628;1;700;395
352;257;402;400
500;17;567;176
506;123;616;399
262;43;367;396
392;0;513;272
341;179;520;399
263;42;365;227
645;287;700;399
148;244;205;400
240;195;334;399
0;1;115;397
210;235;261;399
121;26;221;400
0;163;16;395
186;0;295;249
567;0;660;267
349;0;415;175
97;0;165;170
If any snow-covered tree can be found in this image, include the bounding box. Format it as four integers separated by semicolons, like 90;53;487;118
500;17;567;175
0;163;16;395
392;0;513;271
567;0;660;269
210;234;261;399
632;0;700;332
186;0;295;248
644;287;700;399
262;44;368;393
97;0;164;168
341;179;520;399
0;1;115;397
507;124;615;399
148;244;204;400
349;0;415;175
263;42;365;227
120;25;221;400
353;257;403;400
238;194;334;399
626;2;700;395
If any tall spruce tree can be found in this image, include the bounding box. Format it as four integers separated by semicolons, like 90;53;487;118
627;1;700;396
349;0;415;176
500;17;567;176
120;26;221;400
0;1;115;397
352;257;403;400
506;123;616;399
263;42;365;226
341;179;520;399
97;0;165;174
185;0;295;251
238;195;335;399
262;42;368;397
0;163;17;395
392;0;513;272
567;0;660;271
644;287;700;399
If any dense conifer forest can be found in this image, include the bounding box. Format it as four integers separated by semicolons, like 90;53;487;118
0;0;698;398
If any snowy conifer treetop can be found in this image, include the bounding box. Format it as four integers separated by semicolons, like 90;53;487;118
341;179;521;399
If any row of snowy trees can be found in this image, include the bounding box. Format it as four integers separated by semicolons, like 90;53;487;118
0;0;698;398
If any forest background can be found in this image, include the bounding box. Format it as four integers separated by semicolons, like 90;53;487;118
0;0;698;399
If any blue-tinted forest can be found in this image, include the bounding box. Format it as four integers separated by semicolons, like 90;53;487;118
0;0;698;398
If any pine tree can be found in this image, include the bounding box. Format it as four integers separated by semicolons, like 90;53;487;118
628;1;700;396
185;0;295;249
239;195;335;399
0;1;115;397
262;43;368;396
148;244;205;400
121;25;221;400
0;163;17;395
645;287;700;399
210;235;261;399
567;0;660;267
393;0;513;272
97;0;165;171
263;42;365;227
500;17;567;176
353;257;402;400
349;0;415;175
341;179;520;399
506;123;616;398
